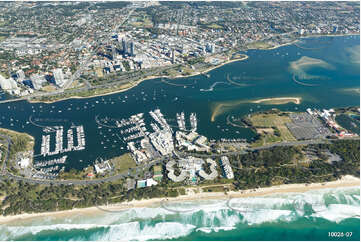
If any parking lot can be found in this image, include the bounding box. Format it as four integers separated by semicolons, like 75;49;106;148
286;113;332;140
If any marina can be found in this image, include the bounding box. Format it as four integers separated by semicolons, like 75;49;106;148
0;35;358;173
190;113;197;131
176;112;186;131
40;125;85;157
33;155;67;168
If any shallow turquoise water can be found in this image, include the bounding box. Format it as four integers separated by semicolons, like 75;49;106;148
0;35;359;241
0;35;359;171
0;187;359;241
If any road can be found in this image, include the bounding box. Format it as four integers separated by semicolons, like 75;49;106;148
0;64;176;105
0;125;358;186
0;155;168;186
0;138;340;186
0;133;11;174
63;7;136;90
175;139;331;158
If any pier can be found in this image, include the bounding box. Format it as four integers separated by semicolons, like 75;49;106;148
40;125;85;157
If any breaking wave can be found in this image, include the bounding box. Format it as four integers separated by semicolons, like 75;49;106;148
0;187;359;240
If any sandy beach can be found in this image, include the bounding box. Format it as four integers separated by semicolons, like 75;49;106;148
0;175;358;224
259;39;300;50
251;97;302;105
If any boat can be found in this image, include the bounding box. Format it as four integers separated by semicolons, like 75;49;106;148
190;113;197;131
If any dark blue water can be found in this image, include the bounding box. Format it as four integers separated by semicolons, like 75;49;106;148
0;35;359;171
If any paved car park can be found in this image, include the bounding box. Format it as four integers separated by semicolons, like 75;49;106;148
286;113;332;140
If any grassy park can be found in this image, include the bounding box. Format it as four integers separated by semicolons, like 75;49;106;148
110;153;137;174
248;112;296;146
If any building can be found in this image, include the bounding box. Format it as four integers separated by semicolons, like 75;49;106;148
146;178;158;187
220;156;234;179
0;75;17;90
94;160;112;174
166;156;218;183
198;158;218;180
130;41;135;57
22;79;34;89
18;157;30;168
30;74;46;90
166;160;188;182
149;130;174;156
112;45;117;59
16;70;25;81
137;179;147;188
171;48;176;64
86;173;94;178
175;131;210;152
53;68;65;87
122;38;127;55
0;74;19;95
206;43;215;53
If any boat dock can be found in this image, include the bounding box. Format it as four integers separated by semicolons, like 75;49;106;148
40;125;86;157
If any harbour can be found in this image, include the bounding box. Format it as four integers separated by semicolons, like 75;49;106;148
0;35;359;173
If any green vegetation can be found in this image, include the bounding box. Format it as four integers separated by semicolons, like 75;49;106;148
335;114;360;134
315;139;360;177
247;41;274;50
202;185;226;193
58;154;136;180
0;178;181;216
89;2;130;10
335;106;360;116
231;139;359;189
186;56;205;65
58;166;94;180
245;110;296;146
30;84;135;103
0;128;34;169
110;153;137;174
122;61;131;72
0;139;358;216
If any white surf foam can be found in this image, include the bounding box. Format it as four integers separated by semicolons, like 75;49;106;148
91;222;196;241
311;204;360;223
1;187;358;240
196;226;235;233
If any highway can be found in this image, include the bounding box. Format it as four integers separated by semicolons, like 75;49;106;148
0;137;346;186
175;139;332;158
0;64;177;105
0;154;168;186
0;133;11;174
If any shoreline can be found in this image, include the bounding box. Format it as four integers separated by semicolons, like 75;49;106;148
251;96;302;105
0;175;359;224
6;33;359;105
26;55;249;104
249;39;300;50
299;32;359;40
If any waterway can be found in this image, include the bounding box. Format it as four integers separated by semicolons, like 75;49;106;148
0;35;359;172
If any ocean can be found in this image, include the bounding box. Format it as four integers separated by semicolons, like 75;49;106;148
0;187;359;241
0;35;359;240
